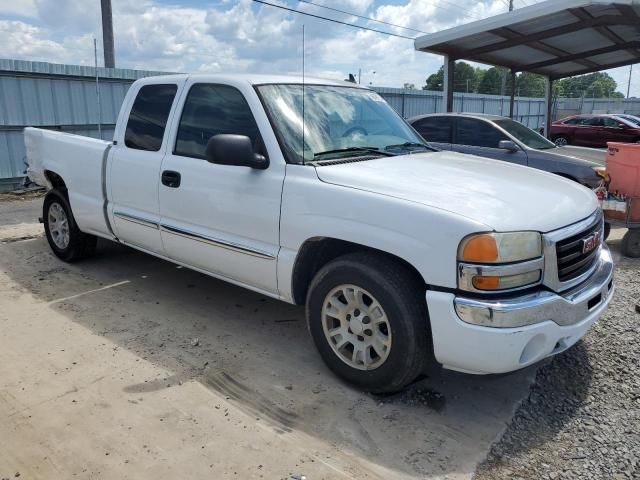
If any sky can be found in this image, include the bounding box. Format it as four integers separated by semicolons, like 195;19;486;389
0;0;637;96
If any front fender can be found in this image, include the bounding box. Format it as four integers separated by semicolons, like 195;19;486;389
277;166;488;301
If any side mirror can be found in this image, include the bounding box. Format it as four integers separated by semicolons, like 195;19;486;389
499;140;519;152
205;134;269;170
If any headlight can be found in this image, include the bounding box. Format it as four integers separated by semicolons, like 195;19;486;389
458;232;542;263
458;232;543;293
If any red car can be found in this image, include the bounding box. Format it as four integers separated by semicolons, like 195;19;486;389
549;114;640;148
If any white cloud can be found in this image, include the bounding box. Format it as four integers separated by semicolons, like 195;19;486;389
0;0;37;18
0;21;71;62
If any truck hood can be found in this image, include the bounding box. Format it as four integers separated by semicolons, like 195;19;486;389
315;151;598;233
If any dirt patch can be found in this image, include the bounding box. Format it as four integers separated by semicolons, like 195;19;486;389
0;223;44;243
0;189;45;203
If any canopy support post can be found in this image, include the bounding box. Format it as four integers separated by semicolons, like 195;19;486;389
509;69;516;119
443;55;454;112
543;76;553;138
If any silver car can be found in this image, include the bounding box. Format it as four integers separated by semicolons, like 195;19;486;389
408;113;606;188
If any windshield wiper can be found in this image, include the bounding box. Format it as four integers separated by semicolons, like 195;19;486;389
384;142;435;152
313;147;396;159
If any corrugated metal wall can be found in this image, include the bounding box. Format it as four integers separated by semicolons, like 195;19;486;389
1;59;639;191
0;59;170;190
374;87;640;128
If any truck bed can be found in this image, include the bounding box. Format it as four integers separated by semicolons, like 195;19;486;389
24;127;113;238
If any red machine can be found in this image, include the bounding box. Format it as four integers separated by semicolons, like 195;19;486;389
602;142;640;257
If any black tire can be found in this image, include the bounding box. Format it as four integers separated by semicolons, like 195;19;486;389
603;222;611;241
43;189;97;262
306;251;431;393
621;230;640;258
553;136;569;146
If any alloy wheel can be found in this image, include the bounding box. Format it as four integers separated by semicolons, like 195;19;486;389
48;202;70;249
321;284;392;370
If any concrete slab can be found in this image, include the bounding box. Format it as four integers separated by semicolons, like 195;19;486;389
0;199;539;479
0;196;42;226
0;236;538;479
0;197;631;479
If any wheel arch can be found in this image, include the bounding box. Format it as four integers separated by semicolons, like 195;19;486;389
44;170;68;192
290;236;426;306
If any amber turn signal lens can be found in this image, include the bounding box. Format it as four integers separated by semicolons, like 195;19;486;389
461;234;498;263
472;276;500;290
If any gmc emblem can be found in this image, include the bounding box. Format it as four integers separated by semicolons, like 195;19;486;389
582;231;601;254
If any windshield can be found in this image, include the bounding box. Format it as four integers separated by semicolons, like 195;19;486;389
257;84;430;163
493;118;557;150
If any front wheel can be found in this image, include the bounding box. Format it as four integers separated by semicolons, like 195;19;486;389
306;252;431;393
554;136;569;146
43;189;96;262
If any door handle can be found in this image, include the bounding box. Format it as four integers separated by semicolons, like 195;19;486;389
161;170;181;188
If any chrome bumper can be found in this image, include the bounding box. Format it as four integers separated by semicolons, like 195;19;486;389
454;245;614;328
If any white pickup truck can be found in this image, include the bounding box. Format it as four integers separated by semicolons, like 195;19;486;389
25;74;614;392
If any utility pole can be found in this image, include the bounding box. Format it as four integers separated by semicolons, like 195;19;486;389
500;0;514;96
100;0;115;68
628;64;634;98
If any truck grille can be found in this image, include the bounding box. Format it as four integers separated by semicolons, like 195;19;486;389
555;219;601;282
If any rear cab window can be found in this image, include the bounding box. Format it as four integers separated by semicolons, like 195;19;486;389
124;84;178;151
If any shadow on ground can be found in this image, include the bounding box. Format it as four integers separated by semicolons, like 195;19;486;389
0;235;594;478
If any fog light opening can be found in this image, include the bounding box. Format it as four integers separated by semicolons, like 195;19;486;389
587;293;602;311
519;334;546;365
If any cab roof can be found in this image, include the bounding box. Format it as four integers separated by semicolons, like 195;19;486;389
135;73;366;88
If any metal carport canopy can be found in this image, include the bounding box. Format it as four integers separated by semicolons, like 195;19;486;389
413;0;640;135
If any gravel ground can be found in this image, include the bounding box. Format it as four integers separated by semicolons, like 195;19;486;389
475;244;640;480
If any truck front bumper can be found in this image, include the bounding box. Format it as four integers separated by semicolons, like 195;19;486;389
426;246;614;375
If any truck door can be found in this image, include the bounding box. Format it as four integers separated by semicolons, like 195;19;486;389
109;82;182;254
158;81;285;295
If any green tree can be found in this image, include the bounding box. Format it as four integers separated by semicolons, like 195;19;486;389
477;67;512;95
403;82;416;90
423;61;480;93
516;72;545;97
556;72;624;98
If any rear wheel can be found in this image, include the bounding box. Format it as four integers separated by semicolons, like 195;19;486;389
306;252;431;393
554;136;569;146
43;189;96;262
621;230;640;258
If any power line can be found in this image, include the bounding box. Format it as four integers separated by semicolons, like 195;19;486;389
435;0;482;19
296;0;428;34
252;0;416;40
